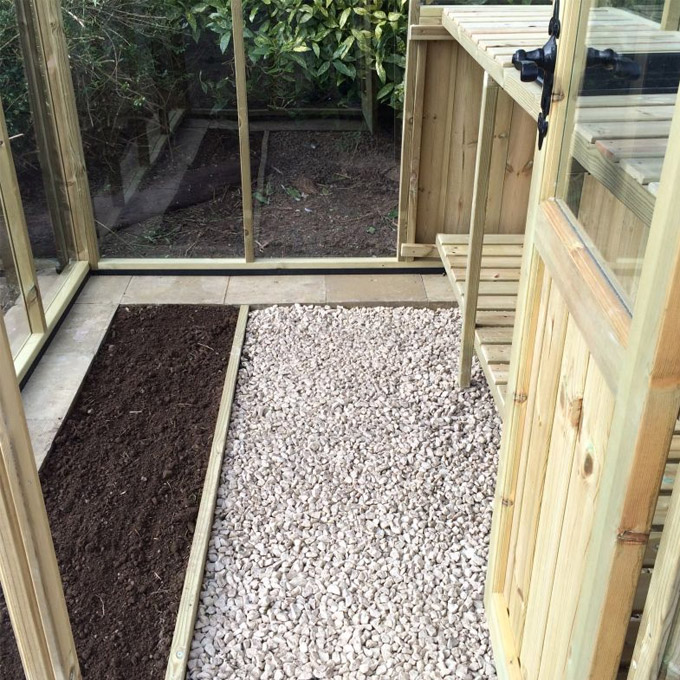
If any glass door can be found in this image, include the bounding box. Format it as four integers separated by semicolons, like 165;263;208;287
486;0;680;677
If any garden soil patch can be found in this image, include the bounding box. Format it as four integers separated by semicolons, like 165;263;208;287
0;304;239;679
256;128;400;258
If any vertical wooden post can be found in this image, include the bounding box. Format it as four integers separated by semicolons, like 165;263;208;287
458;73;498;387
405;43;427;253
397;0;421;261
0;315;80;680
14;0;99;268
661;0;680;30
0;96;46;333
232;0;255;263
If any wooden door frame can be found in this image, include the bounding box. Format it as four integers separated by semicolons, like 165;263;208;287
486;0;680;676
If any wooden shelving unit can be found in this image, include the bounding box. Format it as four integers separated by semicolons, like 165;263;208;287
441;5;678;226
436;233;523;412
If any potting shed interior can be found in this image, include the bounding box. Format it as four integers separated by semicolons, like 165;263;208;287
3;0;680;678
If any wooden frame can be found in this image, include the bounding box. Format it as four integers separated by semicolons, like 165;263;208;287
0;313;80;680
14;0;98;267
232;0;255;263
458;73;499;387
0;95;46;335
97;257;442;271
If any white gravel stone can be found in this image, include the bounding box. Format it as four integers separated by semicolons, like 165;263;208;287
189;306;500;679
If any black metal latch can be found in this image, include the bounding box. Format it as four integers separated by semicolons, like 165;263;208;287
585;48;641;80
512;0;561;150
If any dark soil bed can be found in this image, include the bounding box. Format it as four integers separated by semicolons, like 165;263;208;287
256;128;400;258
0;304;239;679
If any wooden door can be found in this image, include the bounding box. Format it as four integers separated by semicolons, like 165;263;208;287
486;1;680;678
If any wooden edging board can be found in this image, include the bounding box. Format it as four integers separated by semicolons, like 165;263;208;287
165;304;249;680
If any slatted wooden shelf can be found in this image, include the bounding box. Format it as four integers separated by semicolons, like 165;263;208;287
442;5;676;224
573;94;676;224
436;233;523;412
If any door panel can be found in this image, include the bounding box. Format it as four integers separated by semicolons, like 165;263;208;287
486;0;680;676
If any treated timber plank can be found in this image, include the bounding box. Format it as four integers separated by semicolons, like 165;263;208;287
460;74;500;388
408;42;428;247
621;157;665;184
453;268;522;282
597;137;669;161
488;364;510;386
166;306;249;680
461;281;519;296
577;121;673;143
539;361;616;678
505;278;569;642
232;0;255;262
482;344;513;364
476;311;516;326
519;318;591;677
438;234;525;245
397;0;421;261
476;327;515;345
423;41;459;243
474;332;507;413
576;106;676;124
485;90;514;234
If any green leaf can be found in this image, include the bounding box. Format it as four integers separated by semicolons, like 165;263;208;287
377;82;394;99
333;60;356;78
339;7;352;28
219;32;231;53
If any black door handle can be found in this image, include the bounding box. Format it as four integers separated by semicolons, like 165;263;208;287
511;0;561;150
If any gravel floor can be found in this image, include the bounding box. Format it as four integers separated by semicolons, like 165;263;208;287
189;306;501;680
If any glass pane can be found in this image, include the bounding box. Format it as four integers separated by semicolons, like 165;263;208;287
2;4;77;310
63;3;249;259
242;1;401;258
0;217;30;358
558;0;679;308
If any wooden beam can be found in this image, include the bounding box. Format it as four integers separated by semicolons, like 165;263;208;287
399;243;438;259
96;257;443;271
397;0;422;262
166;305;249;680
14;0;98;267
0;315;80;680
409;25;453;40
661;0;680;30
406;42;427;256
567;88;680;680
0;95;46;333
232;0;255;263
459;73;499;387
